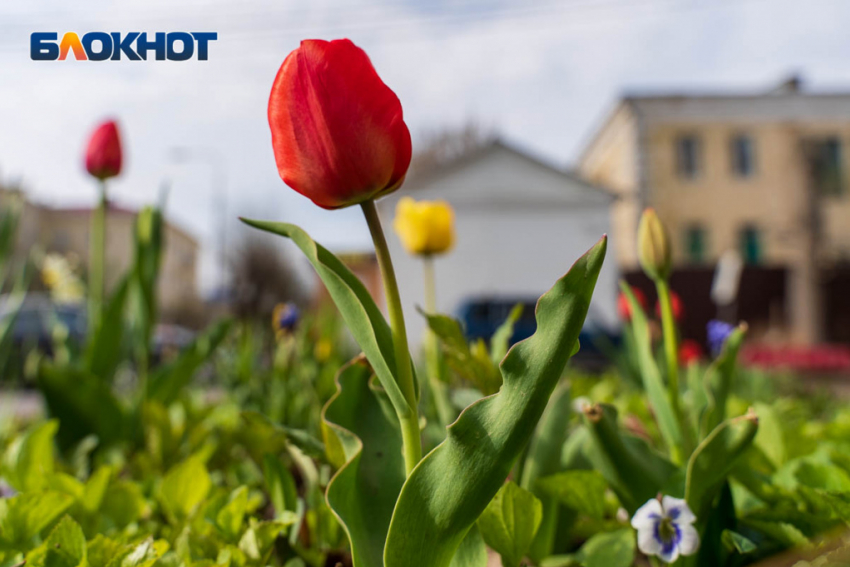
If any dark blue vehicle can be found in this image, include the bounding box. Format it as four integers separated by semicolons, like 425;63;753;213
456;297;620;366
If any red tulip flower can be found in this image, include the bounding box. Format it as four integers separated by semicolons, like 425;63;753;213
618;286;648;321
679;339;703;365
84;120;122;181
268;39;412;209
656;290;684;322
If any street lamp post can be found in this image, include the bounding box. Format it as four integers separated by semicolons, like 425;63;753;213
169;146;229;295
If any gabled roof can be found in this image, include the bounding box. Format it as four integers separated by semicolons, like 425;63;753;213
400;137;614;209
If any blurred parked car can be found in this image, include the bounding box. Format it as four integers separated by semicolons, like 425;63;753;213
457;297;619;367
0;293;87;354
0;292;196;381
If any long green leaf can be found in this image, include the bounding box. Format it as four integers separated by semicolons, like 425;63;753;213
0;201;21;271
581;403;676;513
38;364;127;450
520;384;572;561
322;358;406;567
618;282;682;459
384;237;606;567
686;410;759;521
263;454;298;518
700;324;747;438
84;275;130;382
132;206;164;365
490;304;523;365
241;219;410;419
0;265;28;373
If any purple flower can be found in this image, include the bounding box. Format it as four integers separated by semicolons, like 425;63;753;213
632;496;699;563
273;302;300;336
707;320;736;356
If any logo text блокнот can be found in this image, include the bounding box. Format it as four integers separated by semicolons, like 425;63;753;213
31;32;217;61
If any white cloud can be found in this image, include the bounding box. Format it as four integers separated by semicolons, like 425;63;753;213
1;0;849;294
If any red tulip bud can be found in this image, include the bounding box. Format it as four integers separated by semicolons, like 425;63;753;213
84;120;122;181
655;290;684;322
618;286;647;321
679;339;703;365
268;39;412;210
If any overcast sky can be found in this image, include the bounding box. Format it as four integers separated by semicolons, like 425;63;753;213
3;0;850;293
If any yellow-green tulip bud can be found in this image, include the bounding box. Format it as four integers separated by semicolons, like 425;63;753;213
637;208;672;281
392;197;455;256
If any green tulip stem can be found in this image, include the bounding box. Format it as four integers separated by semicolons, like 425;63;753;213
89;179;107;329
361;200;421;475
656;279;683;429
422;255;454;427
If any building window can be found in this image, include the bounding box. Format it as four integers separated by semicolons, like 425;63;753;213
676;135;701;179
811;138;844;196
730;134;756;177
739;225;762;265
684;225;707;264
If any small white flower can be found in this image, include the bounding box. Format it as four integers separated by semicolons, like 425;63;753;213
631;495;699;564
571;396;592;413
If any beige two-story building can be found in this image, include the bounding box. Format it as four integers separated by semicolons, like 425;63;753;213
2;188;202;324
579;77;850;344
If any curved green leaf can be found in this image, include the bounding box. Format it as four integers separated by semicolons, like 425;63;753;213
520;385;572;561
581;403;676;513
618;282;682;459
241;219;410;419
43;516;86;567
322;358;406;567
384;237;606;567
686;410;759;521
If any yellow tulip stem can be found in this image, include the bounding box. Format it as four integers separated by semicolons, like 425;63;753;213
361;200;421;475
423;255;436;313
423;256;454;427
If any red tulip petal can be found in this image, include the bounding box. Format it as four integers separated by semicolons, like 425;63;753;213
269;39;411;209
85;120;122;180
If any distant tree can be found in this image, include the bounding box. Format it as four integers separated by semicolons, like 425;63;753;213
228;234;306;321
410;122;495;179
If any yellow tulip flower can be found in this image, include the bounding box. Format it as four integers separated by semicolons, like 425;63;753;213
392;197;455;256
